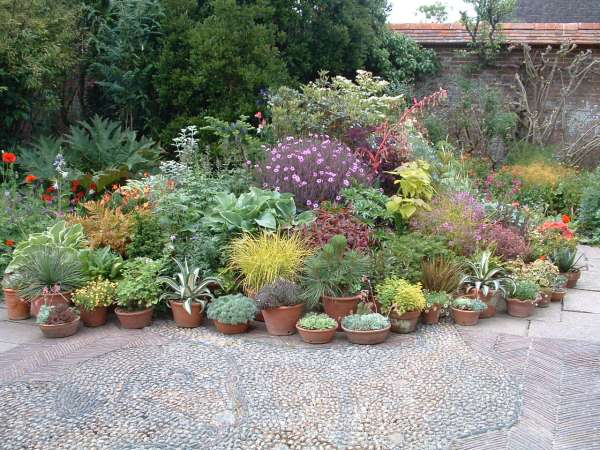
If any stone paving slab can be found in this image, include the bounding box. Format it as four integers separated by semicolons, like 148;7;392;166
0;321;42;345
528;320;600;343
456;315;529;336
563;289;600;313
560;310;600;326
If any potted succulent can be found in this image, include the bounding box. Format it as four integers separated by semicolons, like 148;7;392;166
551;275;568;302
296;313;338;344
302;235;369;328
507;280;539;318
115;258;162;329
552;248;586;288
71;278;116;327
159;259;221;328
341;313;391;345
451;297;487;326
1;273;30;320
422;291;452;325
376;277;426;334
36;302;80;338
461;250;514;319
206;294;257;334
256;279;304;335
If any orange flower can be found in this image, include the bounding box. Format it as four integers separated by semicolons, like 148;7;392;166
2;152;16;164
46;186;55;193
5;239;15;247
562;214;571;224
539;255;546;261
42;193;53;202
25;174;38;183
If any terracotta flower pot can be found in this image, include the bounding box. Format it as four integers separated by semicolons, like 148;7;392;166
262;303;304;336
452;308;480;326
342;324;391;345
213;320;250;335
467;290;497;318
30;292;71;317
3;288;30;320
322;294;362;330
551;290;566;302
170;300;204;328
296;325;337;344
506;298;536;318
115;307;153;329
389;309;421;334
422;307;442;325
79;306;108;327
537;290;551;308
39;318;80;338
563;270;581;289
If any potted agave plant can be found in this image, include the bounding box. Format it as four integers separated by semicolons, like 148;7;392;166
206;294;257;334
376;277;426;333
256;279;304;335
552;248;586;288
341;313;391;345
422;291;452;325
506;279;539;318
451;297;487;326
302;235;369;328
72;278;116;327
2;273;30;320
36;301;80;338
296;313;338;344
159;259;221;328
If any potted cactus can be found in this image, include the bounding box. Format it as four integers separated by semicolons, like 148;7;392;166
72;278;116;327
507;280;539;318
296;313;338;344
422;291;452;325
451;297;487;326
256;279;304;335
36;302;80;338
207;294;257;334
376;277;426;333
341;313;391;345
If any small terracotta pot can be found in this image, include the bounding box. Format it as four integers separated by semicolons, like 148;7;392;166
322;294;362;330
563;270;581;289
467;290;497;318
39;318;80;338
422;307;442;325
342;324;391;345
213;320;250;335
3;288;30;320
79;306;108;327
389;309;421;334
296;325;337;344
262;303;304;336
537;290;551;308
30;292;71;317
506;298;536;318
551;290;566;302
452;308;480;326
115;307;153;329
170;300;204;328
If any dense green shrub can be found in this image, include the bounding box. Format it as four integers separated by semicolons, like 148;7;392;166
579;167;600;240
126;213;167;260
206;294;257;325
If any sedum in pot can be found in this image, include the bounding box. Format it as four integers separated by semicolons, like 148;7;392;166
206;294;257;325
342;313;390;331
297;313;337;330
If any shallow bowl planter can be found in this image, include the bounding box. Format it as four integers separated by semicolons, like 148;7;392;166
452;308;480;326
79;306;108;327
115;307;153;329
506;298;536;318
262;303;304;336
551;289;566;302
39;318;80;338
322;294;362;330
422;307;442;325
467;290;497;318
296;325;337;344
213;320;250;335
31;292;71;317
341;324;391;345
537;290;551;308
389;310;421;334
170;300;204;328
3;288;30;320
563;270;581;289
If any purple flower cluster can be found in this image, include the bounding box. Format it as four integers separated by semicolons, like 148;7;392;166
253;135;372;209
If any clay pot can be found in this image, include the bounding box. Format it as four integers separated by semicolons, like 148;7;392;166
213;320;250;335
537;290;551;308
30;292;71;317
322;294;362;330
262;303;304;336
3;288;30;320
551;289;566;302
115;307;153;329
296;325;337;344
389;309;421;334
170;300;204;328
506;298;536;318
422;307;442;325
39;318;80;338
342;324;391;345
563;270;581;289
79;306;108;327
452;308;480;326
467;290;497;318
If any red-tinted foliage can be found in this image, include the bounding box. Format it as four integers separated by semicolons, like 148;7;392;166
301;208;371;253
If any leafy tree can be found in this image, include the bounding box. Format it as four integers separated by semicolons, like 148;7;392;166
417;2;449;23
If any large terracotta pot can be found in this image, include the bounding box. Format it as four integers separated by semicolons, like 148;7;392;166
506;298;536;318
262;303;304;336
170;300;204;328
39;318;80;338
422;307;442;325
30;292;71;317
389;309;421;334
452;308;480;326
342;324;391;345
213;320;250;335
322;294;362;330
537;290;551;308
79;306;108;327
3;288;30;320
115;307;153;329
467;290;497;318
296;325;337;344
563;270;581;289
551;289;566;302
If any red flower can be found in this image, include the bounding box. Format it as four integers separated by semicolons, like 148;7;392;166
89;183;97;192
2;152;16;164
25;175;38;183
254;111;263;119
46;186;55;193
562;214;571;224
42;193;53;202
539;255;546;261
71;180;81;193
5;239;15;247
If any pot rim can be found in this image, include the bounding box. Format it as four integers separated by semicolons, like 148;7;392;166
296;324;337;333
115;306;154;315
507;298;536;304
322;293;363;302
214;319;250;326
261;303;305;311
451;307;481;314
341;324;391;334
38;317;80;328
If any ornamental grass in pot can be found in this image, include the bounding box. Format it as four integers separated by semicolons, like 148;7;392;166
159;258;221;328
506;280;538;318
341;313;391;345
2;273;30;320
552;248;586;288
376;277;426;333
422;291;452;325
115;258;162;329
256;279;304;336
72;278;116;327
296;313;338;344
36;303;80;338
301;235;369;328
207;294;257;334
451;297;487;326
